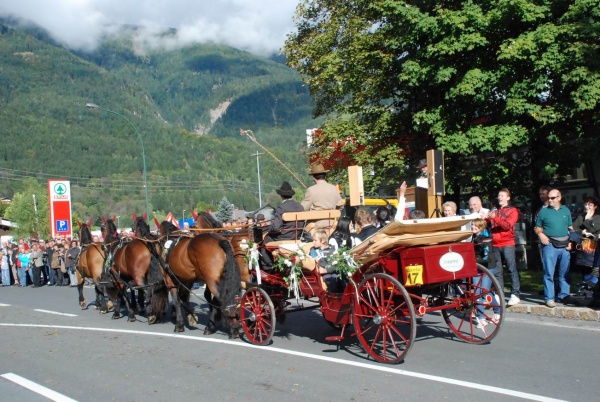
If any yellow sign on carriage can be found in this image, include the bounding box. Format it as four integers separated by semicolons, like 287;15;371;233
405;265;424;286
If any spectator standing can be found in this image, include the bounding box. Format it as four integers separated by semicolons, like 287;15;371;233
572;197;600;270
65;240;80;287
535;189;573;307
486;188;521;306
9;246;19;286
29;243;45;287
1;251;9;286
16;244;30;287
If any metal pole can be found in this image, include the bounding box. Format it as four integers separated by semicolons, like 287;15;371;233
251;151;265;208
117;216;120;230
32;194;39;229
85;103;150;220
182;209;186;226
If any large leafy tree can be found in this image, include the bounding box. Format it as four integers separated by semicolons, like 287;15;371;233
285;0;599;198
4;179;50;240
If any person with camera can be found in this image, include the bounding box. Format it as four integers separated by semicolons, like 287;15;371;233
52;244;66;286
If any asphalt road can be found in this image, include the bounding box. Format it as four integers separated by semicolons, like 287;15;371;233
1;285;598;402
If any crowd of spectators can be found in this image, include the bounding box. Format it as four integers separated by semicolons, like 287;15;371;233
0;237;81;287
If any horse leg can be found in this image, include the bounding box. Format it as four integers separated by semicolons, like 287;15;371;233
228;313;241;340
169;286;186;332
77;272;87;309
203;287;219;335
94;284;108;314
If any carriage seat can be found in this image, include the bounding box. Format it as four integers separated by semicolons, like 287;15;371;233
264;209;341;249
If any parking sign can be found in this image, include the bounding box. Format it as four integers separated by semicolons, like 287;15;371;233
48;180;72;238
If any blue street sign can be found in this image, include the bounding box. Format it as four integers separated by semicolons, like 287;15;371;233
56;219;69;233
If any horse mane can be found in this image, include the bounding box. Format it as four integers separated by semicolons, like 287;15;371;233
196;211;222;229
79;222;93;245
159;221;179;236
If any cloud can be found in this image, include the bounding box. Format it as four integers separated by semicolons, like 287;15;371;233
0;0;299;56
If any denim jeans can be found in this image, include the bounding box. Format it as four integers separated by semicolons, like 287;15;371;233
542;244;571;302
1;268;10;285
492;245;520;297
475;267;501;318
17;266;27;286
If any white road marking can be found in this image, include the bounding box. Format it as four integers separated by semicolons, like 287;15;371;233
0;303;11;307
34;309;78;317
1;323;565;402
1;372;78;402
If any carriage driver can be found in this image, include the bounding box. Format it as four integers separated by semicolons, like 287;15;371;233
301;163;344;234
259;181;305;270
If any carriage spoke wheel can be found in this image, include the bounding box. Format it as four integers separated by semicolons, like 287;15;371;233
353;273;416;364
442;264;505;344
240;287;276;346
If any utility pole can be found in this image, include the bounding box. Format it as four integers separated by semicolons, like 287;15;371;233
251;151;265;208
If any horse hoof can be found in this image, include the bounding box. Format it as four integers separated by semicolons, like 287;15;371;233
100;310;108;314
92;305;99;310
203;328;216;335
107;301;114;311
128;316;137;322
148;316;157;325
229;332;240;340
187;314;198;326
174;326;185;333
80;301;87;309
112;314;121;320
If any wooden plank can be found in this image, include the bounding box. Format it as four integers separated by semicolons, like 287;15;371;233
281;209;341;222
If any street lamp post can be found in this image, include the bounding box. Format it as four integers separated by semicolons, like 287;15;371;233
182;209;186;227
251;151;265;208
116;216;121;230
85;102;150;220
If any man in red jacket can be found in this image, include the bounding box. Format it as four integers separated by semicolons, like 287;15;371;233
487;188;520;306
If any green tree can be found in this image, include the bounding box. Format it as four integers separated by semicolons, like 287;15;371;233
285;0;599;197
215;197;234;223
4;179;50;239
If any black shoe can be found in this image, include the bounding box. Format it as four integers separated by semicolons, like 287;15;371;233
558;296;573;305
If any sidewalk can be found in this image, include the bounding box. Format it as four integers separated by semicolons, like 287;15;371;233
506;291;600;321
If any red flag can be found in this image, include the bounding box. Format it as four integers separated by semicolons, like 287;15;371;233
165;212;180;229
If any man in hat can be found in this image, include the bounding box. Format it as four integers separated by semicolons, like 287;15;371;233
301;163;344;232
260;181;305;269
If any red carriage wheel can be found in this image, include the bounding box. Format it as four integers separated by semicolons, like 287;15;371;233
442;264;505;344
240;287;276;346
353;273;416;364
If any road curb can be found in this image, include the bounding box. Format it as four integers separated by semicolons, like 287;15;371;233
507;304;600;321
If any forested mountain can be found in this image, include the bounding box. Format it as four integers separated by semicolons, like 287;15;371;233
0;19;322;221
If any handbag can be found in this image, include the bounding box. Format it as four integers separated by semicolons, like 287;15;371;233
60;260;67;273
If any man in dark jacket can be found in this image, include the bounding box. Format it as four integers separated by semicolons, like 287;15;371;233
260;181;305;269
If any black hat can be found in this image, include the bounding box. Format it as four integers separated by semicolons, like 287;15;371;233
275;181;295;197
417;159;427;169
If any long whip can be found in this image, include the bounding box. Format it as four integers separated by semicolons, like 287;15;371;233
240;129;307;189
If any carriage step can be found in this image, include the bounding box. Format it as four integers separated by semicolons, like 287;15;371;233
325;335;345;342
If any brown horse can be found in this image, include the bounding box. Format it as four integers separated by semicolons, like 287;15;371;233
158;219;241;337
75;219;114;313
191;210;252;286
108;213;168;323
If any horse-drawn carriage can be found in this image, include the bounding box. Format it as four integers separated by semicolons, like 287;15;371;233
239;210;504;363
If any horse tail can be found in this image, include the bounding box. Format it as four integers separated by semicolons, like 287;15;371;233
217;239;241;316
148;255;168;320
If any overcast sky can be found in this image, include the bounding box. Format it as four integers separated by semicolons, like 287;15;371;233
0;0;299;56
